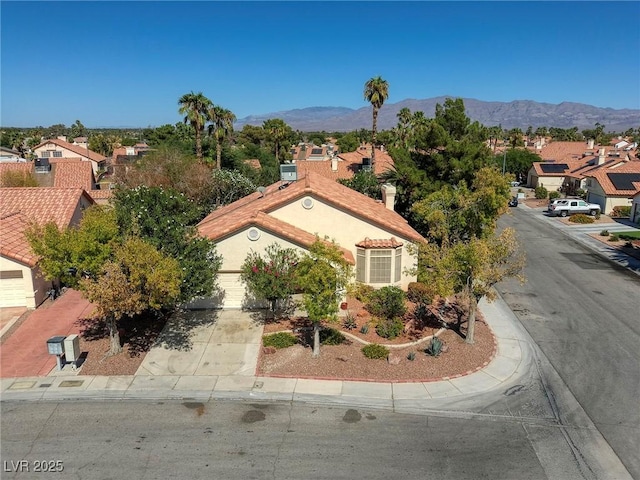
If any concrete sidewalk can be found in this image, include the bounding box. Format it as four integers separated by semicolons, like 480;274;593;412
0;296;532;411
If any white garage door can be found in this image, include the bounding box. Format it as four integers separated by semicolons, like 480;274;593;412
0;271;26;307
217;273;245;309
587;192;606;213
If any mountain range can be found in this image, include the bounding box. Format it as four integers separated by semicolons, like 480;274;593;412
235;97;640;133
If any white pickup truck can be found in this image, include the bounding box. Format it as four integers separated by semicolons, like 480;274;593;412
548;199;601;217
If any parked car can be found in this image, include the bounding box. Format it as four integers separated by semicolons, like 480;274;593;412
508;196;518;207
510;181;521;187
548;199;601;217
547;199;569;212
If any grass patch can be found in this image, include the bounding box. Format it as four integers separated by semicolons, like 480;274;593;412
618;231;640;240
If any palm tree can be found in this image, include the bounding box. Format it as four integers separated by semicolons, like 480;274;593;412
263;118;288;163
363;76;389;165
207;105;236;170
178;92;212;162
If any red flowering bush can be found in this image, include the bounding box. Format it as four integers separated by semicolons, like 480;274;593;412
240;243;299;315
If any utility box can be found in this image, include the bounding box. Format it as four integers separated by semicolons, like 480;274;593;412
47;336;66;355
64;334;80;363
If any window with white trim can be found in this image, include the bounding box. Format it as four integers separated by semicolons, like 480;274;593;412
355;246;403;285
53;151;62;157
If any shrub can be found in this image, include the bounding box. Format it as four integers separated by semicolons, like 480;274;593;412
535;186;548;199
600;230;610;236
611;206;631;218
407;351;416;361
595;212;601;220
517;188;524;193
548;191;561;200
342;312;357;330
366;286;407;320
263;332;297;349
425;336;443;357
569;214;594;224
320;327;346;345
349;282;375;303
362;343;389;359
575;188;586;199
407;282;431;305
609;234;619;242
359;323;369;334
375;317;404;340
624;241;633;248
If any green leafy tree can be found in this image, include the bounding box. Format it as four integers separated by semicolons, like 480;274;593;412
296;239;353;357
207;105;236;170
364;76;389;165
414;229;525;344
240;243;300;315
113;186;221;302
69;120;87;139
25;206;120;288
81;237;182;354
178;91;213;162
335;131;359;153
435;98;470;141
337;170;381;200
494;148;540;182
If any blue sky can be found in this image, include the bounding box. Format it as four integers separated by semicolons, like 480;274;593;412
2;1;639;128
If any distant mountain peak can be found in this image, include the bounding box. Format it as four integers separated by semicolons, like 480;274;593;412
235;97;639;132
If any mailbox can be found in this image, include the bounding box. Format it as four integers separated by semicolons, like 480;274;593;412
64;334;80;363
47;336;66;355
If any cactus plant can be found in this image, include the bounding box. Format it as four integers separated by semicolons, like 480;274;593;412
425;336;443;357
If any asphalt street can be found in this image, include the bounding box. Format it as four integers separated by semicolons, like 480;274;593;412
497;207;640;479
0;398;626;480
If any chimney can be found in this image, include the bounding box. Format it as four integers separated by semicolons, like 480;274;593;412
588;138;595;149
597;148;606;165
381;183;396;210
331;157;338;172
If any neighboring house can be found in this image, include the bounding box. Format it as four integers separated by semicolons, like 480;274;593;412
0;159;111;203
583;161;640;215
631;188;640;224
33;138;106;174
196;170;424;309
293;146;394;182
527;146;632;191
0;146;26;163
290;143;337;162
0;188;95;308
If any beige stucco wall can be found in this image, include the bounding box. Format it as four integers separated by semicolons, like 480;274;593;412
34;142;100;174
0;256;49;308
536;176;564;191
269;195;418;288
586;180;633;214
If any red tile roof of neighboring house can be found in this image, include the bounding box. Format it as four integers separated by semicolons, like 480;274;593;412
0;212;38;266
535;141;603;163
0;187;94;228
34;138;106;163
355;237;403;249
586;161;640;197
244;158;262;170
51;160;95;190
87;189;113;200
293;148;394;181
198;171;423;245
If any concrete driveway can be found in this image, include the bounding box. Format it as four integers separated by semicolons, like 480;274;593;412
135;310;264;376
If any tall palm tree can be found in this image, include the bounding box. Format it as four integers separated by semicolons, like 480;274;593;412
363;76;389;165
178;91;212;162
263;118;288;163
208;105;236;170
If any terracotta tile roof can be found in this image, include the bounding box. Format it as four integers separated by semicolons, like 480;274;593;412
536;141;606;163
244;158;262;170
0;187;94;228
0;212;38;266
586;161;640;196
34;138;106;163
198;171;423;245
355;237;403;249
52;161;95;190
87;189;113;200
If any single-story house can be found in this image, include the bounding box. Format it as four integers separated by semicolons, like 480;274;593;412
33;138;106;174
196;170;424;309
293;146;394;182
0;188;95;308
584;162;640;215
